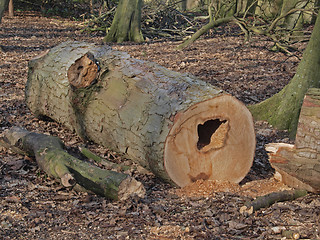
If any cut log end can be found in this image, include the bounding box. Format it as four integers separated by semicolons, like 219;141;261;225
67;52;99;88
164;94;256;187
60;173;76;187
26;42;256;188
117;177;146;201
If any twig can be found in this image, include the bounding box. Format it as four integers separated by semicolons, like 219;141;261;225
79;146;130;171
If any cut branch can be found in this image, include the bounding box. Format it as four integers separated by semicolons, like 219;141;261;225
1;127;145;200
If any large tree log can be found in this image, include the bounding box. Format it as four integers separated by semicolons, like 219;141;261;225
26;41;255;187
266;88;320;193
1;127;145;200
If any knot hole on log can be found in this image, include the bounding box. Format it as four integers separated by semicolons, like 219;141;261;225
67;52;99;89
197;119;229;152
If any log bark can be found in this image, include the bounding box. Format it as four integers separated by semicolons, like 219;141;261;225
266;88;320;193
26;41;256;187
0;127;145;200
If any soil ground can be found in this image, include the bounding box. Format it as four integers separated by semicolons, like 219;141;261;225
0;12;319;239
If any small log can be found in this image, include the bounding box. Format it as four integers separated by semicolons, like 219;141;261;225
1;127;145;200
266;88;320;193
26;41;256;187
240;189;308;214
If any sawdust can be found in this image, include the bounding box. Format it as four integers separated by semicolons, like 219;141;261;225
176;177;292;198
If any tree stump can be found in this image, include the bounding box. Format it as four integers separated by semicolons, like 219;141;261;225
26;41;256;187
266;88;320;193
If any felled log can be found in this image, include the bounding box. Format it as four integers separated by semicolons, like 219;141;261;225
1;127;145;200
266;88;320;193
26;41;256;187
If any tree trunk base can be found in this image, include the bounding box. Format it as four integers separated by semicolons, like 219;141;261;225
266;88;320;193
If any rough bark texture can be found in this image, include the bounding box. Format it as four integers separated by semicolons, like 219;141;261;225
1;127;145;200
26;41;255;187
265;88;320;193
249;14;320;137
104;0;143;43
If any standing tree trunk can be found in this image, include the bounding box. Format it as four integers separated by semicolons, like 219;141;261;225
280;0;311;38
265;88;320;193
0;0;9;23
249;13;320;138
26;41;256;187
255;0;283;19
236;0;256;15
8;0;12;17
104;0;143;43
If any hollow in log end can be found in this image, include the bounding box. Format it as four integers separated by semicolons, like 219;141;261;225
164;94;256;187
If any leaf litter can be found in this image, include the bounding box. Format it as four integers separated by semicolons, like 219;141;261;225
0;11;319;240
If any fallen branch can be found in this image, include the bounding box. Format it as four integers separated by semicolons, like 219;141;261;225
1;127;145;200
240;189;307;214
177;16;234;50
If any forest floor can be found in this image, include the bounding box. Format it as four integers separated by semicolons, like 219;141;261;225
0;12;319;239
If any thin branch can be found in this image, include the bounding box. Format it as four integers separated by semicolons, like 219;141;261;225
267;8;316;33
177;16;234;50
